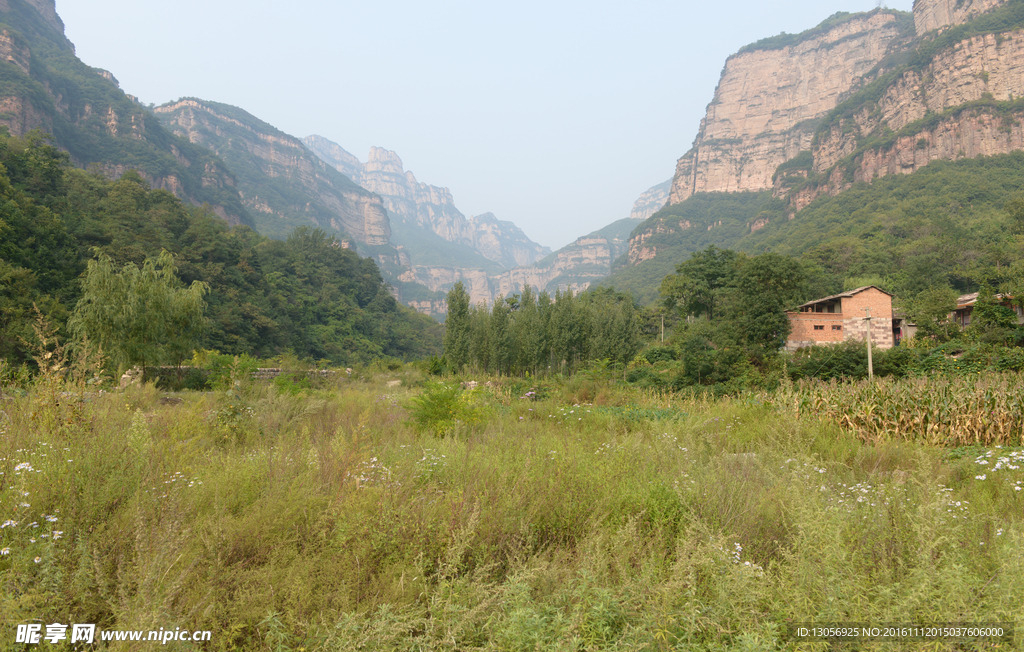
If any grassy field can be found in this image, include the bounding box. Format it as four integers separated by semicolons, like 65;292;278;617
0;365;1021;650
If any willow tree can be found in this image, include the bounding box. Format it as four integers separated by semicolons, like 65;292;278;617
70;250;208;371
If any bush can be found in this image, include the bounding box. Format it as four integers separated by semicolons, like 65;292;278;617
408;382;487;436
641;345;678;363
873;345;919;378
787;342;868;381
625;366;667;388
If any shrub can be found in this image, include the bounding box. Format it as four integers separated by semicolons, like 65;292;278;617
641;345;678;363
408;382;486;436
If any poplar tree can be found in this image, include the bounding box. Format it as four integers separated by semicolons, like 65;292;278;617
443;281;471;372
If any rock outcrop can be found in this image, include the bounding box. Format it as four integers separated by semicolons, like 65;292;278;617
629;180;671;221
625;0;1024;283
304;137;550;269
913;0;1008;34
669;11;911;205
156;99;390;245
395;185;654;307
813;28;1024;179
0;0;251;226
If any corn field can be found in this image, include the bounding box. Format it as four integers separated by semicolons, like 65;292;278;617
776;373;1024;446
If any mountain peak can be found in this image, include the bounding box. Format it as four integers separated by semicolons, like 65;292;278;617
3;0;64;35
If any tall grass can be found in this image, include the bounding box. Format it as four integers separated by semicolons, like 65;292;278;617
0;368;1020;650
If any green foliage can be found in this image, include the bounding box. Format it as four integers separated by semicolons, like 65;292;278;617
3;372;1023;649
745;152;1024;297
640;345;677;363
901;285;961;342
69;250;208;371
738;9;914;55
662;246;822;352
408;381;486;436
610;150;1024;309
0;130;442;368
450;285;643;377
443;282;471;372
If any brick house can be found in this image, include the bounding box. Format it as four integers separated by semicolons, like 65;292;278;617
785;286;897;351
951;292;1024;328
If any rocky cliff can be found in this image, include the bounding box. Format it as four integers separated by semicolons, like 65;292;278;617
809;21;1024;199
155;99;391;246
668;10;913;205
624;0;1024;291
913;0;1008;34
629;180;671;221
303;137;550;269
0;0;251;225
401;182;658;307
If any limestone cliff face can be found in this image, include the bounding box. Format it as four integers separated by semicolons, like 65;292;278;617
399;207;647;307
401;233;621;307
913;0;1008;34
156;99;390;245
359;147;474;243
303;137;550;269
629;180;671;221
627;0;1024;276
301;134;362;181
382;180;653;307
669;11;909;205
811;27;1024;198
0;1;252;226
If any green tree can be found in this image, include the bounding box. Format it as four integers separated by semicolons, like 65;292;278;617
660;246;739;320
70;251;208;371
443;282;471;372
583;288;643;365
729;253;807;349
902;286;959;342
970;285;1018;345
489;298;514;376
468;303;491;372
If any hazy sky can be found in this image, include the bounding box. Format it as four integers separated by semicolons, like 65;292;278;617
57;0;913;250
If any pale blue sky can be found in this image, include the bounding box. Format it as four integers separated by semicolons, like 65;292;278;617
57;0;913;250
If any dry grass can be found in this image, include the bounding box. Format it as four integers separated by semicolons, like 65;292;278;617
0;369;1020;650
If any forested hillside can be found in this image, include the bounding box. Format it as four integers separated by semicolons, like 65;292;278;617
611;0;1024;306
0;0;251;225
602;152;1024;304
0;131;441;368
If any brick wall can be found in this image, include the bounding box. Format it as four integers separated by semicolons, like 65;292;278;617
840;288;894;349
785;287;895;351
786;312;846;351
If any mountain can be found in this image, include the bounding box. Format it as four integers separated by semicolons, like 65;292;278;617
611;0;1024;302
417;180;665;306
153;99;391;247
0;0;250;225
668;10;914;206
303;137;550;269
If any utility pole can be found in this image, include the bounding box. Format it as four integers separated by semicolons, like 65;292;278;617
864;307;874;381
661;313;665;343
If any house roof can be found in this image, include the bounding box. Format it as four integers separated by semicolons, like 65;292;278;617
795;286;893;310
956;292;1014;309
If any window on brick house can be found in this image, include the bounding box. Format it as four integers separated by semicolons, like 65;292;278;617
813;325;824;330
832;325;842;331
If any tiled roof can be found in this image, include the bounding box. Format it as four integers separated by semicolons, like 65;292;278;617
795;285;892;310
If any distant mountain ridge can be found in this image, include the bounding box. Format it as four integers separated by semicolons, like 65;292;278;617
303;136;550;270
0;0;675;316
304;135;669;307
153;98;392;247
0;0;251;225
